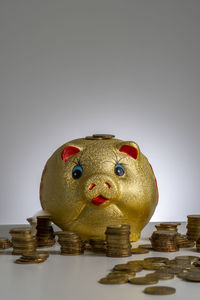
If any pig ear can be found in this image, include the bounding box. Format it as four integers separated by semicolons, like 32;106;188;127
117;141;140;160
61;145;81;162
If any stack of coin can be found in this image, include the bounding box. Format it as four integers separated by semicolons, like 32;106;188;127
0;238;12;250
176;234;194;248
56;231;84;255
150;231;179;252
105;224;132;257
10;227;36;255
88;238;106;253
186;215;200;241
155;222;180;232
196;237;200;252
15;252;49;264
36;216;55;248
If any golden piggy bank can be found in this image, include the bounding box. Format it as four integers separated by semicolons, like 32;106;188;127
40;134;158;241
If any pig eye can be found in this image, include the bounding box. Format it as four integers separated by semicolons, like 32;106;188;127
114;164;125;176
72;165;83;179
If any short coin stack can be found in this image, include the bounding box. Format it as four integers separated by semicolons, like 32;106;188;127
105;224;132;257
15;252;49;264
0;238;12;250
88;238;106;253
186;215;200;241
36;216;55;248
56;231;84;255
196;237;200;252
176;234;194;248
150;231;179;252
155;222;180;232
10;227;36;255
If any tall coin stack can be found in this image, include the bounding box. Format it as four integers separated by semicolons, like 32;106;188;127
196;237;200;252
10;227;36;255
186;215;200;241
105;224;132;257
56;231;84;255
150;231;179;252
36;216;55;248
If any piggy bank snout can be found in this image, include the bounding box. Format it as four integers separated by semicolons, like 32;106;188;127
84;175;119;201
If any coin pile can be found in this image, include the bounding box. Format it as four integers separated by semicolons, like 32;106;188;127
105;224;132;257
186;215;200;241
150;230;179;252
0;238;12;249
155;222;180;232
99;254;200;292
15;252;49;264
176;234;194;248
56;231;84;255
36;216;55;248
10;227;36;255
196;237;200;252
88;238;106;253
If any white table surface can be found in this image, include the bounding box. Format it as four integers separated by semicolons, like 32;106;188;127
0;222;200;300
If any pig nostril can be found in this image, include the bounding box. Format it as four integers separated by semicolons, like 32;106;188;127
89;183;96;190
105;182;111;189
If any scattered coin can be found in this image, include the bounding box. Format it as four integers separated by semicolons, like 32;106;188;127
144;257;169;264
114;263;143;272
143;263;165;271
138;244;152;250
146;272;174;280
178;271;200;282
131;247;149;254
143;286;176;295
99;276;128;284
129;276;159;285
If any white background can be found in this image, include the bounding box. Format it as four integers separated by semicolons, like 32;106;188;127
0;0;200;224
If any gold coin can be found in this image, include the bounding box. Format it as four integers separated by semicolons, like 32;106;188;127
138;244;152;250
114;263;143;272
175;255;199;263
129;276;158;285
146;272;174;280
143;286;176;295
143;263;165;271
179;271;200;282
15;258;46;264
99;276;128;284
107;273;130;280
131;247;149;254
144;257;169;264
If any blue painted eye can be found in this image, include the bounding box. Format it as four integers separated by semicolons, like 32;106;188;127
114;164;125;176
72;165;83;179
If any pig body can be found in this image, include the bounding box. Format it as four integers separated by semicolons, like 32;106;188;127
40;135;158;241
